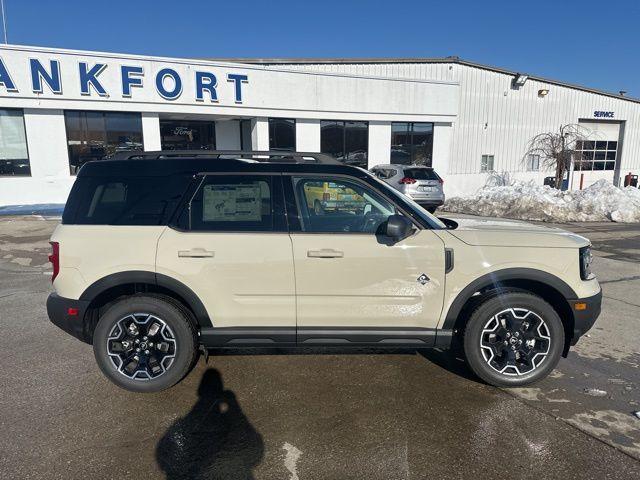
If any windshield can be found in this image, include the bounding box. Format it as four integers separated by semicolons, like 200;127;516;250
362;170;447;229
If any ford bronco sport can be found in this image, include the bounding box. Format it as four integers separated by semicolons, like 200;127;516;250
47;150;601;392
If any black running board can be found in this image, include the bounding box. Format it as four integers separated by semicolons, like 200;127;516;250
200;327;453;349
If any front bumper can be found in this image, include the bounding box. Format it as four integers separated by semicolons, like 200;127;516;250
47;293;91;343
569;289;602;345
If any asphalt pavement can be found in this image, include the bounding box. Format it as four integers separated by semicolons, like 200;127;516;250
1;215;639;479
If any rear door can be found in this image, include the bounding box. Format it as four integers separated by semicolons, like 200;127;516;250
156;173;296;342
285;174;446;345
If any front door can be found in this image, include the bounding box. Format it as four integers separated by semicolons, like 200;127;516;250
286;175;446;344
156;174;296;341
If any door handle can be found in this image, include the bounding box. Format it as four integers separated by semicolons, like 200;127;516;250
307;249;344;258
178;248;215;258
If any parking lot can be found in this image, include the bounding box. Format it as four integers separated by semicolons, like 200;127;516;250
1;215;639;479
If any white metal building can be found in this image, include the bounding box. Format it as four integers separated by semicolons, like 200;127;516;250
0;44;638;207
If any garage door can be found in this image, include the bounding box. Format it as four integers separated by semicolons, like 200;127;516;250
575;120;622;188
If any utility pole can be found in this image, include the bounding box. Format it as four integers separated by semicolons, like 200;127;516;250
1;0;7;44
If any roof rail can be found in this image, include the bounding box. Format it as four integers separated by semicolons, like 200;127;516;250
107;149;342;165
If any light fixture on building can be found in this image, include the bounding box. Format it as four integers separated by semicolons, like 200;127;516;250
512;73;528;87
619;90;627;97
538;88;549;97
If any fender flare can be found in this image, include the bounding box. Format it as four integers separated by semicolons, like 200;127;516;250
441;268;577;330
79;270;212;327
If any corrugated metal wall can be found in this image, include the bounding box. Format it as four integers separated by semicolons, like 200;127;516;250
272;62;640;176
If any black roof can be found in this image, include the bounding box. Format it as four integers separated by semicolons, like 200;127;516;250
77;156;367;178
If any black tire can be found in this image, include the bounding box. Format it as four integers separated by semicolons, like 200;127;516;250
463;292;564;387
418;204;437;214
93;295;198;393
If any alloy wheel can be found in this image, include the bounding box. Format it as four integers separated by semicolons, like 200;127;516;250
106;313;177;381
479;308;551;376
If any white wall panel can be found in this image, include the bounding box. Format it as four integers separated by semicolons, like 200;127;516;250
279;62;640;190
141;113;161;151
215;120;241;149
367;122;391;167
295;119;320;152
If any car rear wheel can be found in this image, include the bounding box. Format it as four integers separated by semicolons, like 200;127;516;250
93;295;198;393
463;292;564;387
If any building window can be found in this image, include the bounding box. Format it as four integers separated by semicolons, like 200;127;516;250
320;120;368;168
481;154;494;172
268;118;296;151
390;122;434;166
527;154;540;171
64;111;143;175
0;109;30;176
160;120;215;151
574;140;617;171
240;119;252;150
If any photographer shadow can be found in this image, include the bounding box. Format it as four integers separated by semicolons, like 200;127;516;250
156;368;264;480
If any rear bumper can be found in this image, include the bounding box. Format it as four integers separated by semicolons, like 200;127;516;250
408;194;444;206
569;289;602;345
47;293;91;343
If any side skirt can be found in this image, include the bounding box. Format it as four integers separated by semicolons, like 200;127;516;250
199;327;454;349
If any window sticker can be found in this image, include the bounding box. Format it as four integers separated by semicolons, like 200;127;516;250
203;183;262;222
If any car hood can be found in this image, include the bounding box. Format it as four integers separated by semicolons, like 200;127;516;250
442;217;590;248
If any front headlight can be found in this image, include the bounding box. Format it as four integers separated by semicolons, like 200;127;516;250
579;246;594;280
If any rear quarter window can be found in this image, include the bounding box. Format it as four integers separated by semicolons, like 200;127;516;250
65;175;191;225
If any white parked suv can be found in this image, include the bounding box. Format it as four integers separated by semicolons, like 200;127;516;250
47;151;601;392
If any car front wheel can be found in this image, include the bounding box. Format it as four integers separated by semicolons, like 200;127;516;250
463;292;564;387
93;295;198;393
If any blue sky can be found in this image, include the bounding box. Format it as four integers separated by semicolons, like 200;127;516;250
3;0;639;96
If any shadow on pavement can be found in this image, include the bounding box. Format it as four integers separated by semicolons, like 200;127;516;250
156;368;264;480
204;345;484;384
416;347;482;383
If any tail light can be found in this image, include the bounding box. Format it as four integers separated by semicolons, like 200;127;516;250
49;241;59;283
322;192;330;201
399;177;416;184
438;178;444;185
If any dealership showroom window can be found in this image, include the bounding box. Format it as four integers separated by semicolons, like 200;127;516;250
160;119;216;151
64;111;143;175
0;108;30;176
320;120;369;169
268;118;296;151
391;122;434;166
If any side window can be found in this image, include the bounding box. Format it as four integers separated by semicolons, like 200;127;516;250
73;176;189;225
188;175;274;232
292;176;397;234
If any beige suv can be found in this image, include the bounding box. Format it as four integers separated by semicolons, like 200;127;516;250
47;151;601;392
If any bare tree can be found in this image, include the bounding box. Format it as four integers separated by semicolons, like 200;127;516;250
523;124;588;189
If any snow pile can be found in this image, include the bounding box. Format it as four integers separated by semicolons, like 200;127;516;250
443;179;640;223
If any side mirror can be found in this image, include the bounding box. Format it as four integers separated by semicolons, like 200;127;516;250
385;214;413;240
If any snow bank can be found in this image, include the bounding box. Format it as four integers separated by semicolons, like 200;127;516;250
443;179;640;223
